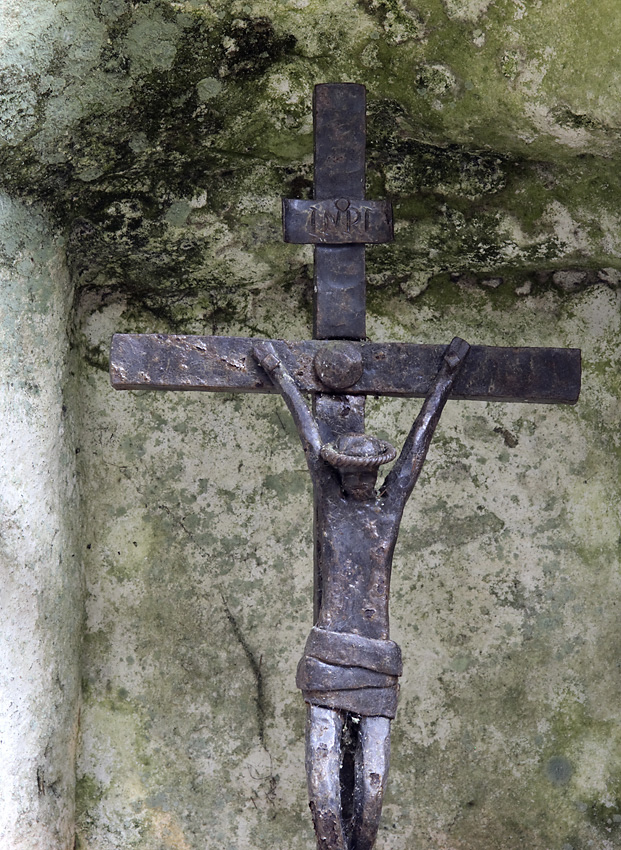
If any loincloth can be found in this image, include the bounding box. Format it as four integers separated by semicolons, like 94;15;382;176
296;627;402;719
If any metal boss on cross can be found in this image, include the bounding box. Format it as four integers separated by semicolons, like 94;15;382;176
252;335;470;850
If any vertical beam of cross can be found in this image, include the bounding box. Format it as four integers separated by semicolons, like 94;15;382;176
312;83;367;340
302;84;380;620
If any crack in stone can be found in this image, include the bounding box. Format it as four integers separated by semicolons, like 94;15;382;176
220;594;267;747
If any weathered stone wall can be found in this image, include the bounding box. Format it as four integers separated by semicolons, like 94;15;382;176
1;1;621;848
0;197;81;848
74;280;621;850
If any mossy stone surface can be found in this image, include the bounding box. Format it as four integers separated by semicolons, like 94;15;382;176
73;275;621;849
1;0;621;311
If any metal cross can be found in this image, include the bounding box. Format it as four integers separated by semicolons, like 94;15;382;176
110;84;581;850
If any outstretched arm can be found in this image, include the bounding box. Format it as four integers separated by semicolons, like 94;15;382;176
252;341;322;468
381;337;470;508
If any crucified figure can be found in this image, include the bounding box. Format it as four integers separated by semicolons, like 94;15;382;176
110;81;579;850
253;336;470;850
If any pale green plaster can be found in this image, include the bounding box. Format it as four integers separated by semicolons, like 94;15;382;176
72;274;621;849
0;195;81;849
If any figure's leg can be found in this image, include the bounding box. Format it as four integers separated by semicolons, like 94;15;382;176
306;704;348;850
352;715;391;850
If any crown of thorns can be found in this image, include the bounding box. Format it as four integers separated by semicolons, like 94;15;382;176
320;433;397;471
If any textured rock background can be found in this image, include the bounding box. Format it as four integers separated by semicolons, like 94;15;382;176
0;197;81;848
1;0;621;848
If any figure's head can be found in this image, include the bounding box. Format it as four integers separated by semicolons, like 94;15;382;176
339;469;379;500
320;433;396;500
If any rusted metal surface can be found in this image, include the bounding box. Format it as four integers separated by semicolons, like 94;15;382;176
306;707;390;850
111;333;581;405
310;84;376;340
283;199;393;244
253;335;472;849
110;83;582;850
314;343;364;391
297;627;403;718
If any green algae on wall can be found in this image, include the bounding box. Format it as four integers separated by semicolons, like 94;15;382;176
73;273;621;849
1;0;621;316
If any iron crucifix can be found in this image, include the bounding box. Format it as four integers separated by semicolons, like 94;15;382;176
110;84;581;850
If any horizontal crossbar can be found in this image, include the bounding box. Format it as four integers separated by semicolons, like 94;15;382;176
111;334;581;404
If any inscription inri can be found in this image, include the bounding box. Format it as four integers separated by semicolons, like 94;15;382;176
283;197;393;244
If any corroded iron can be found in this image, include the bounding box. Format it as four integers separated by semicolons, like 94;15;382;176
110;83;582;850
253;335;470;849
111;334;580;404
282;198;393;244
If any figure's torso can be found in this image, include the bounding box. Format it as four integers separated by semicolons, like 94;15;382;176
314;475;400;640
